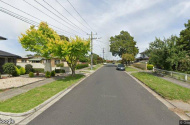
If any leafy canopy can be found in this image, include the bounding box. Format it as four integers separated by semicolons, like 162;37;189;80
110;31;139;57
19;22;61;58
145;35;187;70
178;20;190;52
51;36;90;76
122;53;135;65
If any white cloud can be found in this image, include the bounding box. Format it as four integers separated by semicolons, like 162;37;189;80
0;0;190;59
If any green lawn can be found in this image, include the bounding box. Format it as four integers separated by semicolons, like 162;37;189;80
88;64;102;70
125;67;138;72
132;72;190;102
0;74;84;113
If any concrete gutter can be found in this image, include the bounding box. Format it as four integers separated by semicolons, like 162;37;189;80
125;71;190;120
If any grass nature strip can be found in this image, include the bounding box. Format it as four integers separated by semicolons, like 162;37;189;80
88;64;102;70
125;67;138;72
0;74;84;113
132;72;190;102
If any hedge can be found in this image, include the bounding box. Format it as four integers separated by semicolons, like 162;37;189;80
147;64;154;70
55;69;65;73
56;63;64;67
2;63;16;76
29;72;34;77
76;63;89;69
25;64;33;74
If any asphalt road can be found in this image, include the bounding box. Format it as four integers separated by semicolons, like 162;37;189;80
28;64;180;125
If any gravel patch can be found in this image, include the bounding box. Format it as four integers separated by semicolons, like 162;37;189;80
0;77;45;90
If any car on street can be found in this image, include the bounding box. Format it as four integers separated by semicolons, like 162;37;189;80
116;64;125;71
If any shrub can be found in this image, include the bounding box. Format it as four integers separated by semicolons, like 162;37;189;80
56;63;64;67
45;71;51;78
76;63;89;69
25;64;33;74
0;73;1;79
51;70;56;77
12;67;20;77
55;69;65;73
19;67;26;75
16;65;21;69
2;63;16;76
33;68;44;73
147;64;154;70
29;72;34;77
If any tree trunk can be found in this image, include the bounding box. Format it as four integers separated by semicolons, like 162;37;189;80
71;68;75;77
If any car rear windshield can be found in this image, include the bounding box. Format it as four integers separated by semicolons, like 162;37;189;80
118;64;124;67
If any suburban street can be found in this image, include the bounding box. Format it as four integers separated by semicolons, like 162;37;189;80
28;64;180;125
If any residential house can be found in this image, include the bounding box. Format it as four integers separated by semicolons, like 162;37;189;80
0;36;21;73
135;51;149;62
17;56;70;72
0;50;21;73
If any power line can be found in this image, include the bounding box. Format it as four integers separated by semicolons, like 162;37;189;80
67;0;96;33
0;0;75;36
33;0;82;35
43;0;88;34
0;7;74;36
0;7;37;26
95;40;108;46
55;0;91;32
22;0;76;35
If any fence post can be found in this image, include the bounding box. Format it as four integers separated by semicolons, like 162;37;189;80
153;67;154;72
170;71;173;77
185;74;187;82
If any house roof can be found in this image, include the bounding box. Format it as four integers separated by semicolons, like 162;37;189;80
0;36;7;40
0;50;21;58
28;57;44;61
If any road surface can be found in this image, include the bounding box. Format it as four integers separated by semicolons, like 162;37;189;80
28;64;180;125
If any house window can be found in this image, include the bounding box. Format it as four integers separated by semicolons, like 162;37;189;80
55;60;60;64
32;61;40;63
43;60;50;63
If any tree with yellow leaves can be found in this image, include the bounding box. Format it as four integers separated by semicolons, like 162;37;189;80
19;22;90;76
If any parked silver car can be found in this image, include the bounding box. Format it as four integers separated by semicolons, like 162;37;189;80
116;64;125;71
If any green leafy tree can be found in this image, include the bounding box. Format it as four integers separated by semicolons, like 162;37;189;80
51;36;90;76
178;20;190;52
19;22;61;58
146;36;187;70
110;31;139;57
122;53;135;65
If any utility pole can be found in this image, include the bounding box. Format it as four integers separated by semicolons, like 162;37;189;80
87;32;98;70
103;48;105;63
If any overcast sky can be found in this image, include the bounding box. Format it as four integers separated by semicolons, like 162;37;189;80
0;0;190;60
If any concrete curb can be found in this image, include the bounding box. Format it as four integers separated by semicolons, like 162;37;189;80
125;71;190;120
0;65;103;117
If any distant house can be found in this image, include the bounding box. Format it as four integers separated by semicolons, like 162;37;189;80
135;51;149;62
0;50;21;73
17;56;70;72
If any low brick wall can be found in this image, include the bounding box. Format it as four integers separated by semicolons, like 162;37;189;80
133;62;147;70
